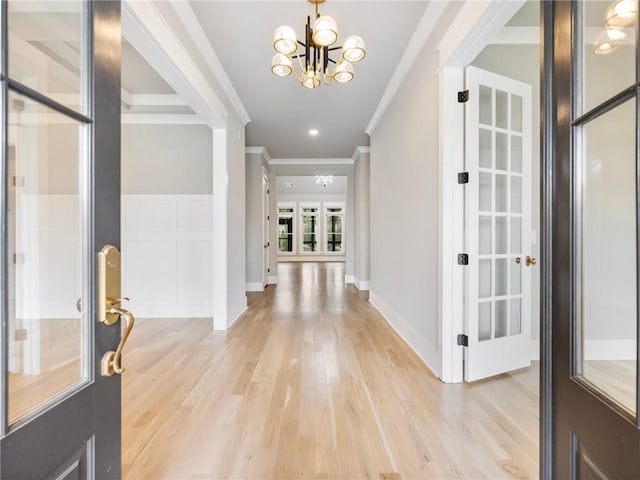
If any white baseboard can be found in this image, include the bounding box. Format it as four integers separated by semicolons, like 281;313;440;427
369;291;441;378
228;306;248;329
127;304;212;318
268;275;279;285
585;339;636;360
354;278;370;291
246;282;264;292
345;275;355;284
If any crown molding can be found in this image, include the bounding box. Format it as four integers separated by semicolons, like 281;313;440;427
269;158;354;165
352;146;370;162
245;146;272;163
121;113;205;125
168;1;251;126
365;1;447;135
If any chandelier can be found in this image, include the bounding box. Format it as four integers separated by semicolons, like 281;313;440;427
271;0;366;88
316;175;333;187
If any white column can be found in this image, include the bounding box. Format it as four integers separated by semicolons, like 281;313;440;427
354;147;370;290
212;128;228;330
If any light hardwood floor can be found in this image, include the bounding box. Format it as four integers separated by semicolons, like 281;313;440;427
122;262;539;479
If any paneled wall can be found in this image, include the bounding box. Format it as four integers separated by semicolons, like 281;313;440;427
122;195;213;318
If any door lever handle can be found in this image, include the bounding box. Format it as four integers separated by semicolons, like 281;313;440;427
101;306;135;377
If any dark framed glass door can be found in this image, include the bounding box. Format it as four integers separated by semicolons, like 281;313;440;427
544;0;640;476
0;1;122;478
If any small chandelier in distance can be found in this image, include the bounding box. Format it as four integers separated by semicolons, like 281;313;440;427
316;175;333;187
271;0;366;88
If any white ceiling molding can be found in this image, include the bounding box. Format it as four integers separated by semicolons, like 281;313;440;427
364;1;447;136
269;158;354;165
488;26;539;45
436;0;525;70
168;1;251;126
352;146;371;162
125;94;187;107
122;0;228;128
121;113;206;125
245;146;272;163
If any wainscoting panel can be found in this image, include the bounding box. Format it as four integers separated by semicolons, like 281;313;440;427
122;195;213;318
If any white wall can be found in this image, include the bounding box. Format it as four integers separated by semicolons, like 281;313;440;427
245;152;268;290
369;4;462;377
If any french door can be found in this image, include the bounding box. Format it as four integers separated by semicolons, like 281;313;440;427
544;0;640;476
464;66;534;381
0;1;123;478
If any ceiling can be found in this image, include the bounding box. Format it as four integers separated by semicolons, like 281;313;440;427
190;0;430;158
277;175;347;195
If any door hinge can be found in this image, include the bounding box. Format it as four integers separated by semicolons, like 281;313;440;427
267;215;270;221
267;268;270;273
267;242;270;247
457;334;469;347
457;253;469;265
457;172;469;184
267;189;270;195
458;90;469;103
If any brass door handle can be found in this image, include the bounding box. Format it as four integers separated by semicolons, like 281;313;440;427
101;306;135;376
526;256;537;267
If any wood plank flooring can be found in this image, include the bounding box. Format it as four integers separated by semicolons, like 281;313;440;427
122;262;539;479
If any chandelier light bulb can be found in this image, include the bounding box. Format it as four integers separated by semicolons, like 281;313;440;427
302;68;320;89
342;35;366;62
605;0;637;28
274;25;298;54
313;15;338;47
271;53;293;77
316;175;333;187
594;28;627;54
333;59;354;83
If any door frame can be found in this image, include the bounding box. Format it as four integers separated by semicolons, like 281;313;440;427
262;167;270;287
437;0;528;383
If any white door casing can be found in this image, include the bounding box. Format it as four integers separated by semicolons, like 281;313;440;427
263;173;270;286
464;66;533;382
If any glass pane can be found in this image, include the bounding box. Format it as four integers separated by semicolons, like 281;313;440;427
479;259;491;298
479;216;491;255
511;176;522;213
479;128;492;169
580;1;636;114
510;298;522;335
579;98;636;415
496;174;508;212
511;217;522;254
479;172;492;212
479;85;492;126
8;1;86;113
495;216;507;254
495;300;507;338
511;135;523;173
8;92;87;424
479;302;491;341
495;258;508;296
496;90;508;129
511;260;521;295
327;234;342;253
496;132;508;171
511;94;523;132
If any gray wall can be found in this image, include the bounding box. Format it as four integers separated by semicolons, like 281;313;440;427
471;44;541;341
122;124;213;194
354;151;370;285
369;3;461;375
245;152;268;286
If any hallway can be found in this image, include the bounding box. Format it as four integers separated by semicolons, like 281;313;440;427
122;263;538;479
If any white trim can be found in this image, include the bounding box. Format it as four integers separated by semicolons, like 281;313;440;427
246;146;271;162
269;157;354;165
246;282;265;292
268;275;279;285
122;0;228;128
168;1;251;125
352;145;371;163
365;1;447;135
436;0;526;70
354;278;370;291
212;129;228;331
345;275;355;284
121;113;205;125
585;340;637;361
125;94;187;107
369;292;440;378
227;306;248;330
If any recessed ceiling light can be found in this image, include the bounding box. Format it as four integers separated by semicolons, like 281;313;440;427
284;182;295;188
309;129;319;136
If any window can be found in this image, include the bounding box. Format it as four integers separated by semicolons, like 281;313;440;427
277;204;295;254
325;203;344;253
300;204;320;253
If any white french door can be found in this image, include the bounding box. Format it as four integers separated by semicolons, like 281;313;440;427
464;66;533;382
